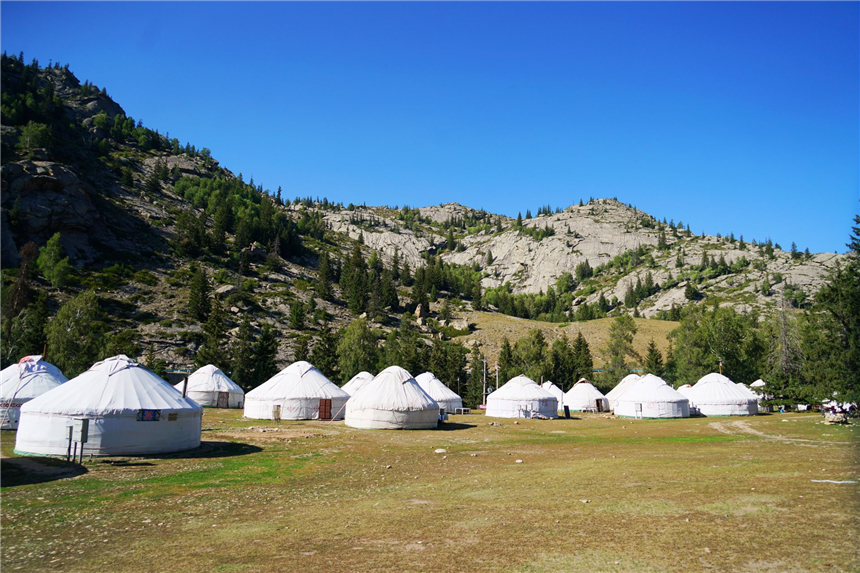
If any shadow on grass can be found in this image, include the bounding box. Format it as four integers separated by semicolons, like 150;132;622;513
157;441;263;460
438;422;478;431
1;456;88;487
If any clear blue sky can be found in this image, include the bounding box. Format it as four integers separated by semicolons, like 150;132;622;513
2;2;857;253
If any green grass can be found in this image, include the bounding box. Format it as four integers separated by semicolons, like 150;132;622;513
1;411;858;573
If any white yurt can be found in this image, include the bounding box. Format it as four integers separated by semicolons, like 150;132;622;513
735;382;758;401
244;361;349;420
541;381;564;410
342;371;374;395
614;374;690;419
1;356;68;430
345;366;440;430
606;374;641;411
563;379;609;412
686;373;758;416
676;384;694;401
415;372;463;414
485;375;558;419
175;365;244;408
15;355;202;456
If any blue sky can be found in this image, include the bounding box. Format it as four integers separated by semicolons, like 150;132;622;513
2;2;857;253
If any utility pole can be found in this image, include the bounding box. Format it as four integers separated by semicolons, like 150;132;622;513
482;357;487;406
496;362;499;390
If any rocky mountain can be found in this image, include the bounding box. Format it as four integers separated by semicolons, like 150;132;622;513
0;55;844;374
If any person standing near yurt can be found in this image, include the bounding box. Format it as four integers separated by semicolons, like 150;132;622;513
175;365;244;408
345;366;440;430
486;375;558;419
1;356;68;430
15;355;202;456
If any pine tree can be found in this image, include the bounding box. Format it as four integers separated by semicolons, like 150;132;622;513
571;331;593;382
195;298;228;369
643;339;664;376
315;251;333;300
231;316;255;389
464;345;485;408
294;335;311;362
289;301;305;330
310;323;340;380
250;324;279;388
188;266;212;322
2;242;38;344
603;314;639;380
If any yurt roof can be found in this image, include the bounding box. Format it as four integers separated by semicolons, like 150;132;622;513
246;361;348;400
19;355;200;416
415;372;462;402
750;379;766;388
177;365;243;394
488;375;555;401
346;366;438;412
689;373;755;404
564;380;606;401
735;382;759;399
616;374;688;404
0;355;68;400
605;374;641;402
343;371;375;394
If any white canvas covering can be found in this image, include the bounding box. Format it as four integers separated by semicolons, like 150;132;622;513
342;371;374;395
563;379;609;412
416;372;463;413
244;361;349;420
614;374;690;419
606;374;641;411
15;355;202;456
750;379;766;388
735;383;759;401
676;384;694;401
486;375;558;419
1;356;68;430
686;373;758;416
345;366;440;430
541;382;564;410
175;365;244;408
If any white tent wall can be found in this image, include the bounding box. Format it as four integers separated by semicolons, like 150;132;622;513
244;361;349;420
415;372;463;414
14;410;202;456
244;395;349;420
345;366;440;430
614;374;690;419
14;355;202;456
563;380;609;412
541;382;564;411
486;375;558;419
176;365;244;409
606;374;641;411
342;371;374;395
686;373;758;416
1;356;68;430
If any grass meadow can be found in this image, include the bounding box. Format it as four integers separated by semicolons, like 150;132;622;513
1;410;858;572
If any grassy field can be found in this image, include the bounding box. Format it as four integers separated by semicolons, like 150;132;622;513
1;410;858;573
462;311;679;367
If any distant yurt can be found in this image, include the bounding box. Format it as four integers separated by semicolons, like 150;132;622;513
485;375;558;419
415;372;463;414
342;371;374;395
15;355;202;456
614;374;690;419
244;361;349;420
686;373;758;416
345;366;440;430
1;356;68;430
541;382;564;410
175;365;244;408
563;379;609;412
735;383;758;401
606;374;641;411
676;384;694;401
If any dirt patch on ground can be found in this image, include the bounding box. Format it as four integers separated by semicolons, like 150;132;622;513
708;420;851;447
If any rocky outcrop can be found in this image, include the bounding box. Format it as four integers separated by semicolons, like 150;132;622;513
0;160;165;267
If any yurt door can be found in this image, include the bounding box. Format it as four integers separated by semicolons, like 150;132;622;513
319;399;332;420
217;392;229;408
